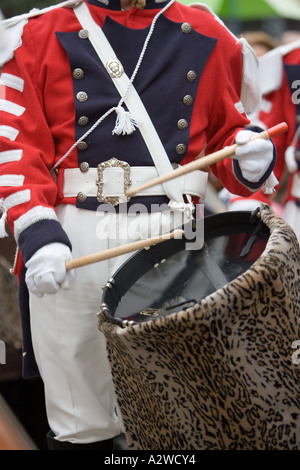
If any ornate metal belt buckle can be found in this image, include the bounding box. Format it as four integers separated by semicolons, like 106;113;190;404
96;157;131;206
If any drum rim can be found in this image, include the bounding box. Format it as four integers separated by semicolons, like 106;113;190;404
100;210;270;326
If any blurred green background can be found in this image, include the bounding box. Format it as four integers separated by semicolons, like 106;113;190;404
1;0;300;39
1;0;56;17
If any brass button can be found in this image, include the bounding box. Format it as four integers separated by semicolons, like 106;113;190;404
77;192;87;203
80;162;89;172
181;23;192;34
78;29;89;39
177;119;188;130
296;115;300;125
106;59;124;78
77;141;88;150
72;68;84;80
78;116;89;126
187;70;197;82
76;91;88;102
176;143;187;155
183;95;193;106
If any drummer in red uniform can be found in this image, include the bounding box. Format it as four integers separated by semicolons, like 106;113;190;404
227;37;300;232
0;0;276;449
258;41;300;239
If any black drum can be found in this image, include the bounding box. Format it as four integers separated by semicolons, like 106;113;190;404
99;205;300;450
101;209;269;326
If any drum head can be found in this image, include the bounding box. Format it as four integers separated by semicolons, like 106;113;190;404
101;210;270;325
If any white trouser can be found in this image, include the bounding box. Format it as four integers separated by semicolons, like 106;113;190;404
228;198;262;212
29;204;186;443
283;200;300;242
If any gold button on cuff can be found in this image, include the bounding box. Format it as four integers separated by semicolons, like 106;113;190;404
77;141;88;150
187;70;197;82
183;95;193;106
177;119;189;130
80;162;89;172
176;143;187;155
77;192;87;202
181;22;192;33
76;91;88;102
73;68;84;80
78;116;89;126
78;29;89;39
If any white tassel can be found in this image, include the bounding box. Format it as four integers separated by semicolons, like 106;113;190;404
168;200;195;221
262;172;279;195
0;198;8;238
112;105;142;136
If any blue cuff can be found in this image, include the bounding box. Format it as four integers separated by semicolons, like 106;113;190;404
18;219;72;264
233;125;277;191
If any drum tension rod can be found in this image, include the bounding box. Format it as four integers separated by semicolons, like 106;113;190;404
101;277;115;290
99;303;110;314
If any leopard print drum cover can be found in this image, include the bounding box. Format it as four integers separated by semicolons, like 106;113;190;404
98;204;300;450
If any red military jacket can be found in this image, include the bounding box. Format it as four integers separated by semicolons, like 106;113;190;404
257;42;300;205
0;0;269;277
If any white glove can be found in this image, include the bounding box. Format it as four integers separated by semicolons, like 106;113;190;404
25;243;75;298
285;146;298;174
232;130;274;184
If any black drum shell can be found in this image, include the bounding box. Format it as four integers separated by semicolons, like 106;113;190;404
101;210;270;326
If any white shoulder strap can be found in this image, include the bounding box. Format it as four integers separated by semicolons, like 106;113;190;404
73;1;188;208
258;49;283;95
279;38;300;57
258;39;300;95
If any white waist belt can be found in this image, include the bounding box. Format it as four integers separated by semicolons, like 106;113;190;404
62;166;208;202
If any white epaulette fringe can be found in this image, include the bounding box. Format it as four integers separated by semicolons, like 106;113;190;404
0;10;9;61
188;3;261;114
262;172;279;195
0;198;8;238
0;0;84;67
259;38;300;96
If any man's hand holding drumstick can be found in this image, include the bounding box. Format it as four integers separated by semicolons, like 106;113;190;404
125;123;288;198
65;122;287;270
25;122;288;298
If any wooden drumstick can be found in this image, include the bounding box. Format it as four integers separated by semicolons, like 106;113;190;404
125;122;288;198
65;229;184;271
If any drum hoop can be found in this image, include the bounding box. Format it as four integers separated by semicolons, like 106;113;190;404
100;210;270;325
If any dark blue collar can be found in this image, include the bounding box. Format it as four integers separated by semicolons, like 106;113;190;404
87;0;171;10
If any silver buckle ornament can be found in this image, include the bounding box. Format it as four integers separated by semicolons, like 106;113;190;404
106;59;124;78
96;157;131;206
